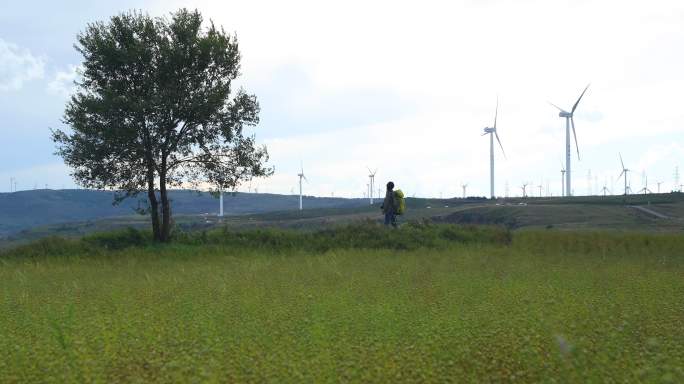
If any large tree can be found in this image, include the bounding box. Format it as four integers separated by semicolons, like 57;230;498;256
53;9;272;242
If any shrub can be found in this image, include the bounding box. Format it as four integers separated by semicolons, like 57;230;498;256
1;222;511;258
82;227;149;250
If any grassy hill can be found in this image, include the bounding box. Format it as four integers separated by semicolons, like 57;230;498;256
0;189;365;237
1;191;683;249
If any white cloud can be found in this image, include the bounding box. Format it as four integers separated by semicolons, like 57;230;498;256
47;65;81;96
24;0;681;198
141;0;684;197
0;38;45;91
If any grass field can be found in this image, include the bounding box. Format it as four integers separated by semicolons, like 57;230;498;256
1;224;683;382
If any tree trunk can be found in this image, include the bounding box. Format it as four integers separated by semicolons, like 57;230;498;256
159;167;171;242
143;126;162;242
147;169;161;242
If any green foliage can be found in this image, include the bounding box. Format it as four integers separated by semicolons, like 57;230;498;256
2;236;85;259
0;230;682;382
82;227;149;250
51;8;271;241
515;229;684;256
1;222;510;259
183;221;510;252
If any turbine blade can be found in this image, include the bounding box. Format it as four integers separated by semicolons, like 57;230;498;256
494;96;498;130
618;169;625;179
571;83;590;114
549;101;567;113
571;117;580;160
494;131;506;159
482;131;488;136
619;152;625;169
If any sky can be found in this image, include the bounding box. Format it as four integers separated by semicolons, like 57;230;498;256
1;0;683;198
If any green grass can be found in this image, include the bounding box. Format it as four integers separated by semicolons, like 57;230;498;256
1;225;683;382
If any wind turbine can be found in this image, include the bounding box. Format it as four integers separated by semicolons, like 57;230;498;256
638;175;651;194
550;84;590;197
298;163;308;210
537;184;543;197
461;183;468;199
521;183;529;198
601;185;609;196
367;167;377;205
482;97;506;199
618;153;631;195
675;166;680;191
656;181;663;194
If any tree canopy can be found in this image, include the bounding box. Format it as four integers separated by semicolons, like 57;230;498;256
53;9;272;241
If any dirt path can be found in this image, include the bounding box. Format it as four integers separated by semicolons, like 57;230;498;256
629;205;669;219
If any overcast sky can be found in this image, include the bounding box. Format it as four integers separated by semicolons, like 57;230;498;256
1;0;683;197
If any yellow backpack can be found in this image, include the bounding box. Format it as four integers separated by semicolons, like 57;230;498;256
393;189;406;215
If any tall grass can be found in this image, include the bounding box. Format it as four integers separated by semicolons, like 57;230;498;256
0;221;511;259
0;224;682;382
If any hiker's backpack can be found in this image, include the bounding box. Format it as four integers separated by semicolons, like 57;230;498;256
393;189;406;215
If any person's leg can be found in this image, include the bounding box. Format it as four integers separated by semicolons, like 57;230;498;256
391;213;398;227
384;212;391;226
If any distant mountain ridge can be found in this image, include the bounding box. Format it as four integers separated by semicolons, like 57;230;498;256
0;189;364;236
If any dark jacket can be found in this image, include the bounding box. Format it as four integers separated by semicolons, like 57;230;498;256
381;190;395;214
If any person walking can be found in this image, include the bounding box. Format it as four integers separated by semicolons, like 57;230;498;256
381;181;397;227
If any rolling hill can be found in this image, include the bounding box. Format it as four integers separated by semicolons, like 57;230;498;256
0;189;365;237
1;190;683;249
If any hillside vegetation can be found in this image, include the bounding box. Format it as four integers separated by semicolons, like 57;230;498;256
1;224;682;382
2;191;683;249
0;189;365;236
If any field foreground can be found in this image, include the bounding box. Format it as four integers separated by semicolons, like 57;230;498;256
1;225;683;383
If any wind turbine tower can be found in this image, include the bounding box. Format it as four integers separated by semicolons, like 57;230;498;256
298;163;308;210
482;97;506;199
521;183;529;198
657;181;663;194
675;166;680;192
618;153;631;196
560;162;566;197
638;175;651;195
367;168;377;205
462;183;468;199
219;188;223;217
550;84;590;197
